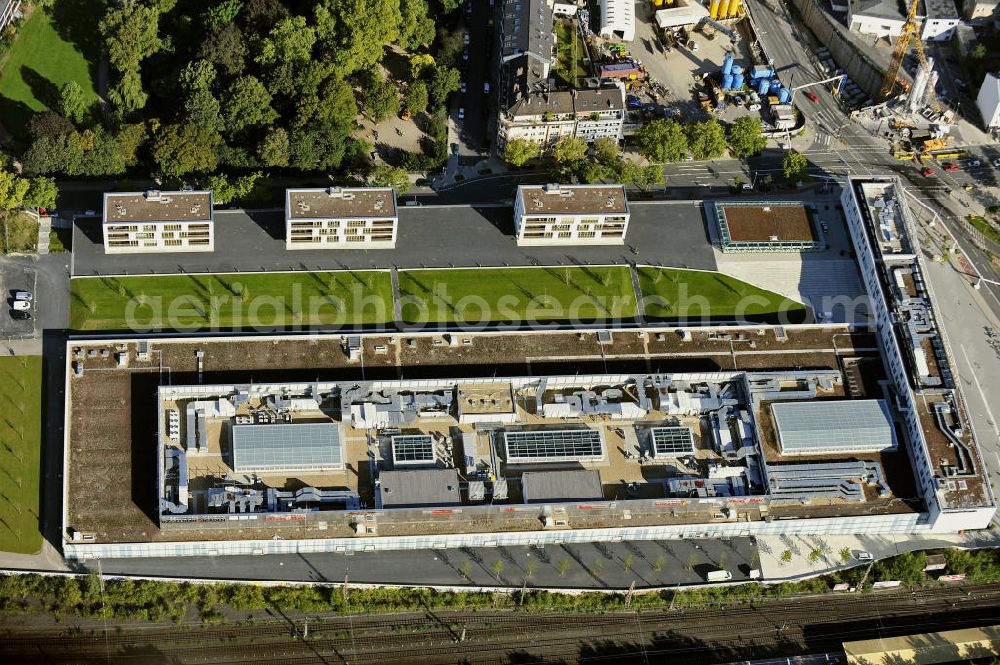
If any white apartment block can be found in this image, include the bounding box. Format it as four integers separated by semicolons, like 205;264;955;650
285;187;398;250
513;184;630;246
922;0;960;40
499;87;625;152
102;190;214;254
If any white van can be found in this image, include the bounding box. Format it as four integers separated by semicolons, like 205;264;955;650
706;569;733;582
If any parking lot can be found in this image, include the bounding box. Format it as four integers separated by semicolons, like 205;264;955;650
0;262;37;339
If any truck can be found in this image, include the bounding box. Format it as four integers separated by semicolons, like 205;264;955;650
706;569;733;582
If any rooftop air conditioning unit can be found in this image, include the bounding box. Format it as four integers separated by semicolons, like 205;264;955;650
144;190;162;201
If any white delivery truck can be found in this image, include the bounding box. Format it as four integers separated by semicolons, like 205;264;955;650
706;569;733;582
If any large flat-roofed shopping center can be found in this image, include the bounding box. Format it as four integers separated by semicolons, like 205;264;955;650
62;176;995;560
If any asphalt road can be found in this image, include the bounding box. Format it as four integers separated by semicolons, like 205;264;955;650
71;201;720;276
85;538;756;589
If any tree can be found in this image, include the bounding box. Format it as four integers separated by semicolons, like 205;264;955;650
152;124;220;177
727;116;767;159
623;553;634;572
183;88;224;133
289;123;350;171
223;76;278;133
552;136;588;165
316;76;358;127
370;165;410;194
557;558;572;577
100;2;161;71
0;170;30;212
808;547;823;564
361;72;400;122
969;43;987;61
399;0;435;50
179;60;217;95
635;119;688;163
204;0;244;30
59;82;87;125
256;16;315;67
593;137;620;166
410;53;436;80
107;69;148;116
320;0;402;74
685;119;727;160
426;65;461;108
24;177;58;210
203;171;262;206
761;174;773;191
780;550;793;564
840;547;852;563
404;82;429;116
198;24;247;77
490;559;505;581
258;127;290;167
783;149;810;186
503;139;540;167
621;160;664;190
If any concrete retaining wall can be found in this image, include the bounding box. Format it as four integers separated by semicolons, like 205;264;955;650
786;0;887;100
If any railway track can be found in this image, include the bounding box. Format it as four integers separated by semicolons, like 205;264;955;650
3;583;999;664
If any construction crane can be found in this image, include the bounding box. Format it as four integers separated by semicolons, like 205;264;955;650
877;0;940;111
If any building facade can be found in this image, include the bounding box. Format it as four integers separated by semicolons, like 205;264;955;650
847;0;911;37
513;184;630;245
102;190;214;254
498;87;625;151
921;0;961;40
285;187;398;249
976;72;1000;129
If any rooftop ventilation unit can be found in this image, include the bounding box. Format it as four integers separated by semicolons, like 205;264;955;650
144;190;162;201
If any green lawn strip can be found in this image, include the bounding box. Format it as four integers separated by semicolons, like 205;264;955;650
70;271;394;331
967;215;1000;245
0;6;101;140
553;21;588;85
398;267;638;324
0;212;38;253
0;356;43;554
49;227;72;253
638;267;806;322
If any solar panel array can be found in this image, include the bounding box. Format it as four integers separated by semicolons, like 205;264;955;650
392;435;436;465
504;429;604;463
771;400;896;455
651;427;695;456
231;423;343;472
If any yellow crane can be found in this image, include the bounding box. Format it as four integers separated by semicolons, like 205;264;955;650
877;0;940;111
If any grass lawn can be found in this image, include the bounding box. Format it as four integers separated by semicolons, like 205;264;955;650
398;267;638;324
0;3;102;140
70;271;394;331
553;20;589;87
0;212;38;253
968;215;1000;246
0;356;43;554
638;267;807;323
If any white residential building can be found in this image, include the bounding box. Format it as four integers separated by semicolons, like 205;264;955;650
599;0;636;41
922;0;961;40
102;190;213;254
847;0;912;37
285;187;398;249
499;87;625;151
513;184;630;246
977;72;1000;128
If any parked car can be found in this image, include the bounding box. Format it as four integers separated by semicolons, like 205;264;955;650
462;50;469;61
460;81;467;93
748;103;761;111
9;310;30;321
805;91;819;103
458;107;465;120
855;551;873;561
921;167;936;177
12;300;30;311
626;95;642;108
14;291;32;301
943;162;959;172
463;32;470;46
969;159;981;167
483;82;490;94
993;158;1000;167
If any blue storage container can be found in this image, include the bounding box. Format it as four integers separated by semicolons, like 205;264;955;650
778;87;791;103
722;72;734;90
731;64;744;76
769;80;782;94
757;78;770;95
722;53;734;76
751;65;773;79
732;73;744;90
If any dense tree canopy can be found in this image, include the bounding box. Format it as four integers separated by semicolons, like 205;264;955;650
635;119;688;163
783;150;810;186
18;0;464;180
685;119;727;160
726;116;767;159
